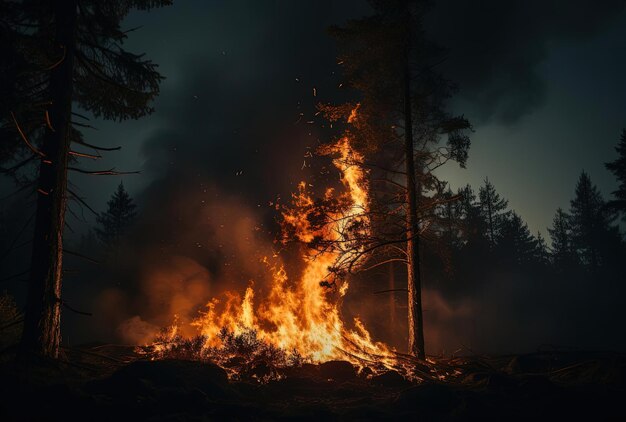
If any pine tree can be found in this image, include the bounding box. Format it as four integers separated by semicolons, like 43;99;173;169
478;178;510;247
605;128;626;220
548;207;577;272
457;184;488;246
12;0;170;359
569;171;613;271
497;212;537;267
534;231;550;268
321;0;471;359
438;187;462;249
96;182;137;248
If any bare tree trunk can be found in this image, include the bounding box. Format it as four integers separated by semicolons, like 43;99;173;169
403;12;425;360
20;0;77;360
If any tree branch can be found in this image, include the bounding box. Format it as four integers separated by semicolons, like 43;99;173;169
68;167;140;176
69;150;101;160
62;301;92;316
10;112;44;157
67;189;99;216
373;288;408;294
0;212;35;264
0;156;37;175
63;249;100;264
71;139;121;151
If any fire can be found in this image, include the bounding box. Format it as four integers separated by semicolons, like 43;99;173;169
152;130;398;372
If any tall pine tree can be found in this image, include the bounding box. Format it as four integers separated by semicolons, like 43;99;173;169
96;182;137;248
478;177;509;247
497;212;537;268
458;184;488;246
533;231;550;269
548;207;577;272
605;128;626;220
569;171;614;272
9;0;170;359
321;0;471;359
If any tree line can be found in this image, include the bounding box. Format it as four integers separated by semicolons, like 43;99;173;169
430;168;624;292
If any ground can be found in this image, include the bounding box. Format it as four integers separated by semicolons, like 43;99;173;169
0;345;624;421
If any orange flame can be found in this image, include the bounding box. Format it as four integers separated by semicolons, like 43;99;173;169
155;115;395;368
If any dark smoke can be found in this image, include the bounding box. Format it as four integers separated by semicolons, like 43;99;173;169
427;0;626;124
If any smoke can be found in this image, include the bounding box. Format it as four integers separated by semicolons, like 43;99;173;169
117;316;159;345
426;0;626;124
104;185;290;344
420;273;626;355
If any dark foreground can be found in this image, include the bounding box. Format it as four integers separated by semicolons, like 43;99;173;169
0;346;624;421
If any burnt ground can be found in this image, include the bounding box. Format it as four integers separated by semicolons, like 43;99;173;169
0;345;625;421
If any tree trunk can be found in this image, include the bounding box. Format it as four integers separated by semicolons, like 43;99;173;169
403;14;425;360
20;0;77;360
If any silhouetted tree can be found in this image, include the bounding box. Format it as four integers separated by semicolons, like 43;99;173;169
605;128;626;220
10;0;170;360
438;188;462;249
569;171;615;272
533;232;550;269
456;185;488;246
497;212;537;268
96;182;137;249
548;207;578;273
478;178;510;247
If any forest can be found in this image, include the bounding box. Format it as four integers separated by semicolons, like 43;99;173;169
1;0;625;420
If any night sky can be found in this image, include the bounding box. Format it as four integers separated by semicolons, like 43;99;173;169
58;0;626;241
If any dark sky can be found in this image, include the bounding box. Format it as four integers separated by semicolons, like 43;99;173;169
61;0;626;240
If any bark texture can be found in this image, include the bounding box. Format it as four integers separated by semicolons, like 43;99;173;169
403;16;425;359
20;0;77;359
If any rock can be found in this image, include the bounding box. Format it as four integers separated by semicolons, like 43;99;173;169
318;360;357;382
505;354;554;375
461;371;488;385
518;375;558;396
394;383;460;415
87;359;230;399
371;370;412;388
265;376;328;397
279;362;319;379
485;373;518;393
